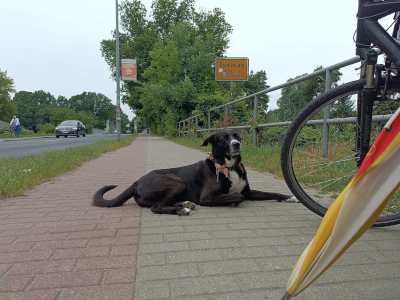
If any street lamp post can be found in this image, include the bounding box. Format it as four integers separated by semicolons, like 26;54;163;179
115;0;121;141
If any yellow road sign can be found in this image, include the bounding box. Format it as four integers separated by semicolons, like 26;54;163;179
215;57;249;81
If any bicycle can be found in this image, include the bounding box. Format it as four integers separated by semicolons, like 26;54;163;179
10;126;17;138
281;0;400;227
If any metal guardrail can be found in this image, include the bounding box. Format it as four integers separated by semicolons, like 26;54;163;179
178;56;364;149
106;120;116;134
194;115;393;132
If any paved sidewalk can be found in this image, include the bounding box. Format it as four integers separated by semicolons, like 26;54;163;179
0;135;147;299
1;134;400;300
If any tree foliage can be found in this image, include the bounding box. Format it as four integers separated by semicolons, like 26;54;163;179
11;90;129;134
0;69;17;121
12;90;56;132
100;0;270;136
273;66;343;121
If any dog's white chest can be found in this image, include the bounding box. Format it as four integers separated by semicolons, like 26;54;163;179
228;170;246;194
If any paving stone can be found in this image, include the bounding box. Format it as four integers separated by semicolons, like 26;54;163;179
62;284;135;300
2;289;61;300
170;275;241;297
75;256;136;271
350;278;400;299
103;268;136;284
139;234;164;244
31;270;103;290
137;253;166;267
164;232;211;242
0;276;34;292
234;271;289;289
358;262;400;279
219;246;278;259
166;249;223;264
185;224;230;232
139;242;190;254
198;259;261;276
136;263;199;281
135;281;171;299
8;260;76;276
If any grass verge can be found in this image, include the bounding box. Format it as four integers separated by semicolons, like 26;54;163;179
0;134;138;199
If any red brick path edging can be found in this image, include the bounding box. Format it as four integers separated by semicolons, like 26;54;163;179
0;135;147;300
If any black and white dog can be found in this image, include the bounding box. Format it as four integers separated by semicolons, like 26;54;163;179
92;129;297;215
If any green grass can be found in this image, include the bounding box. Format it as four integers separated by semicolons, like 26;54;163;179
0;134;138;199
0;130;53;139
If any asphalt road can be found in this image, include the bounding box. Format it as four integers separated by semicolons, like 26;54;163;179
0;134;132;159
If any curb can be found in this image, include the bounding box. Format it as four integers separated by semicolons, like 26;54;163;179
0;133;107;142
0;136;55;142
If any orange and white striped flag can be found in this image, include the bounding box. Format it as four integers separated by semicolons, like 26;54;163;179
282;107;400;299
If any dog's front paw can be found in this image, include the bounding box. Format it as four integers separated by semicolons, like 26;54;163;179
178;208;191;216
285;196;300;203
182;201;196;210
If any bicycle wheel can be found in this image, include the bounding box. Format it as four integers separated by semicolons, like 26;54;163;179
281;79;400;227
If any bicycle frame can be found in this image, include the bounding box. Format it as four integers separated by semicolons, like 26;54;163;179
355;0;400;165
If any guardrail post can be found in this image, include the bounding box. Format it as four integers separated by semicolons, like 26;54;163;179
224;105;228;126
208;111;211;136
183;121;185;136
178;122;181;137
322;69;332;158
253;95;258;148
195;116;198;138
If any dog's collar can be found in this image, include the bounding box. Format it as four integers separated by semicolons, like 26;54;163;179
207;155;244;182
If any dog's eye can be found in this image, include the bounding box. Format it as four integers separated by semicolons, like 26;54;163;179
221;135;228;141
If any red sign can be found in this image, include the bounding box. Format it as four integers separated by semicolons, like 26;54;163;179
121;59;137;81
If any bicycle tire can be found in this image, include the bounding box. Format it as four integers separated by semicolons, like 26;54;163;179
281;78;400;227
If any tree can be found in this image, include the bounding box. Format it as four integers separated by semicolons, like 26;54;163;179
151;0;195;35
68;92;116;128
50;108;97;133
243;70;270;112
276;66;342;121
0;69;17;121
12;90;56;132
100;0;237;135
142;39;181;85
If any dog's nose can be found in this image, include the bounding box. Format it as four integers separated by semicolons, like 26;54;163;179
232;140;241;149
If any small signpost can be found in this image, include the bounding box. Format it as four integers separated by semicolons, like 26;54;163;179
215;57;249;81
121;59;137;81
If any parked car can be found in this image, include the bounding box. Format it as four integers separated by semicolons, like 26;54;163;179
55;120;86;138
126;129;132;134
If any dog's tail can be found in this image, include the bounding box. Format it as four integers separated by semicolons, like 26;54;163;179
92;184;136;208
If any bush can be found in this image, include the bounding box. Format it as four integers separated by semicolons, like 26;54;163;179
259;127;288;145
37;123;55;134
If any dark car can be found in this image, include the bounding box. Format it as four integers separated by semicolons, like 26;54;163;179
55;120;86;138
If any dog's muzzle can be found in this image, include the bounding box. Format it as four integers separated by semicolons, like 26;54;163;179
230;139;242;154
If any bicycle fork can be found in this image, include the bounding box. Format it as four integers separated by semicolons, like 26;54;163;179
356;50;378;167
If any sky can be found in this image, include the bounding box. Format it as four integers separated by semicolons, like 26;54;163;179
0;0;394;122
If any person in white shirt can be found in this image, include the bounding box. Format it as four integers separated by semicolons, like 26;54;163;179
10;116;20;137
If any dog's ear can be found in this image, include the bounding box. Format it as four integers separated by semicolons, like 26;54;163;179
201;134;215;147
